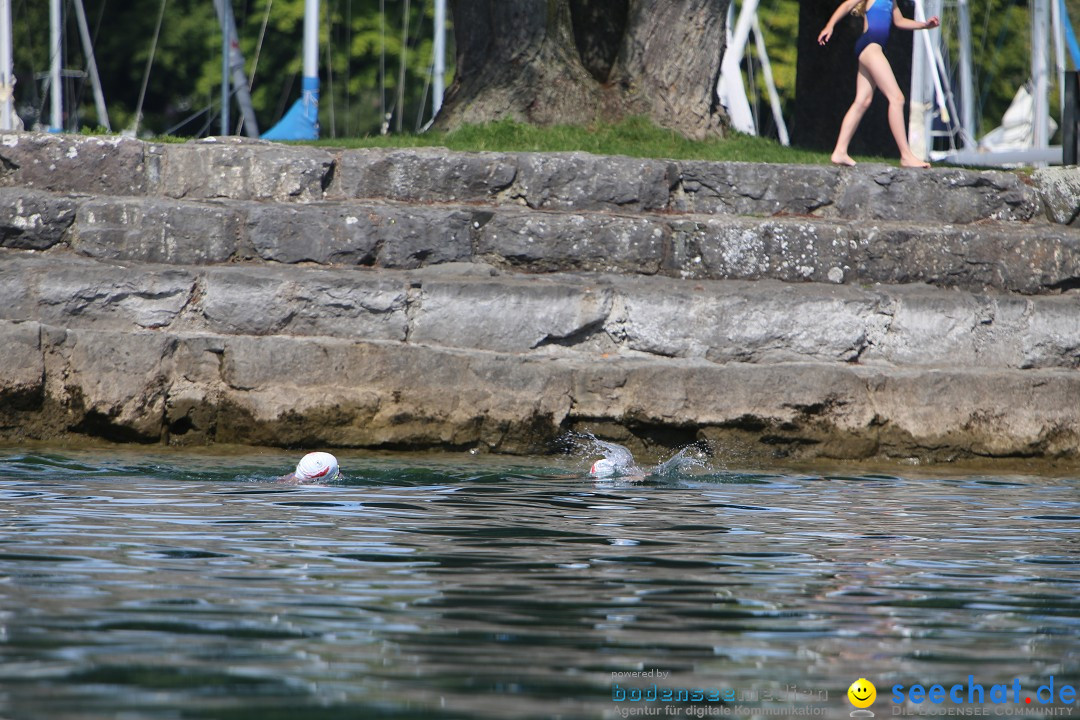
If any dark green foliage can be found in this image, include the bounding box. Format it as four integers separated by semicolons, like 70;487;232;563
10;0;1065;141
11;0;450;137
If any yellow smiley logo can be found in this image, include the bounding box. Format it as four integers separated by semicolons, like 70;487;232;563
848;678;877;709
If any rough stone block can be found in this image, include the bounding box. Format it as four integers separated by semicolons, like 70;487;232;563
863;290;1080;371
374;206;476;269
861;367;1080;458
72;197;240;264
247;202;474;269
833;166;1040;223
667;215;1080;293
0;253;194;331
0;133;150;195
0;253;33;319
477;208;665;273
33;260;193;330
51;328;172;441
1033;166;1080;225
675;162;840;216
510;152;674;212
410;278;612;353
0;320;43;406
330;147;518;203
613;277;874;363
1020;296;1080;369
0;188;77;250
158;138;333;202
669;216;853;284
201;266;409;340
245;202;381;265
849;223;1080;294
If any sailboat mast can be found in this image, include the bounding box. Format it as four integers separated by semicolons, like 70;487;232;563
1033;0;1051;150
72;0;110;131
213;0;260;136
262;0;319;139
0;0;12;131
956;0;975;146
50;0;62;130
433;0;445;115
304;0;318;83
221;0;230;134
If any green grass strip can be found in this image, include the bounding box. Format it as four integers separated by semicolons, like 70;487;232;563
307;116;882;165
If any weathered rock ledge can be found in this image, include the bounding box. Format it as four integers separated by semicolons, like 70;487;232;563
1;132;1079;464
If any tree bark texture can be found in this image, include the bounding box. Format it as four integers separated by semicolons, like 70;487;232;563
436;0;730;139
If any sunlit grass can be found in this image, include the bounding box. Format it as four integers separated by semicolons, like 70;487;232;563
308;116;886;165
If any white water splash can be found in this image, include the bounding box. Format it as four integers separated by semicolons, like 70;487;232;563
567;432;711;480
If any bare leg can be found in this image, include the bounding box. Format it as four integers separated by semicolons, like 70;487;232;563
858;45;930;168
831;63;875;166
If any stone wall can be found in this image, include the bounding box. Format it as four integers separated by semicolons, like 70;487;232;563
2;132;1079;463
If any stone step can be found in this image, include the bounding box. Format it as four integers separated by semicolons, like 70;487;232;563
330;147;1042;225
3;250;1077;372
2;318;1077;460
3;187;1078;293
0;132;1050;225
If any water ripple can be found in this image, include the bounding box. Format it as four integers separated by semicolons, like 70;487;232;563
0;448;1076;719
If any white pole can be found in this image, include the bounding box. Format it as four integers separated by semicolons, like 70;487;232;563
303;0;319;136
396;0;409;133
1052;0;1066;118
908;2;930;158
750;14;789;145
0;0;13;131
1033;0;1051;151
913;0;950;123
726;0;759;77
433;0;445;116
957;0;975;146
50;0;62;130
72;0;109;131
221;0;230;134
718;0;757;135
304;0;318;83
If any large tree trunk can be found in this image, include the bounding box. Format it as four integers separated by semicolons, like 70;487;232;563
435;0;729;139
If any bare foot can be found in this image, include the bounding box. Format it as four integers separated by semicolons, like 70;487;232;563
831;153;856;167
900;156;931;169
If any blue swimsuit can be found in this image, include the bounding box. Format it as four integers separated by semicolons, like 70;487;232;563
854;0;892;58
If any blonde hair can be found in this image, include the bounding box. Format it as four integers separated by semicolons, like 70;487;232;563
852;0;869;16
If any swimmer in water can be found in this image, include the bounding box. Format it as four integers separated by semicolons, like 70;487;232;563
588;457;646;481
279;451;341;484
583;434;710;482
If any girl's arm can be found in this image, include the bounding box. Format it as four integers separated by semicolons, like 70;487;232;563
893;1;940;31
818;0;865;45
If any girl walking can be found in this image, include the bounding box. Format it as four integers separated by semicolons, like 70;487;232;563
818;0;939;167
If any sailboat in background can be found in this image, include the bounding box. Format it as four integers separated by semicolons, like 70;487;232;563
909;0;1080;166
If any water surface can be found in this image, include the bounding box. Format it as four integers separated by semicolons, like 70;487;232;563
0;448;1077;719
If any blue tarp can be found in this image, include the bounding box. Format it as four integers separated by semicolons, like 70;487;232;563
262;76;319;141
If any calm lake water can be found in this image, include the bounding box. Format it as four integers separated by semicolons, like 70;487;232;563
0;447;1077;720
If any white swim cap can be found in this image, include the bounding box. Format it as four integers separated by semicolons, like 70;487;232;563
295;452;340;482
590;458;617;478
